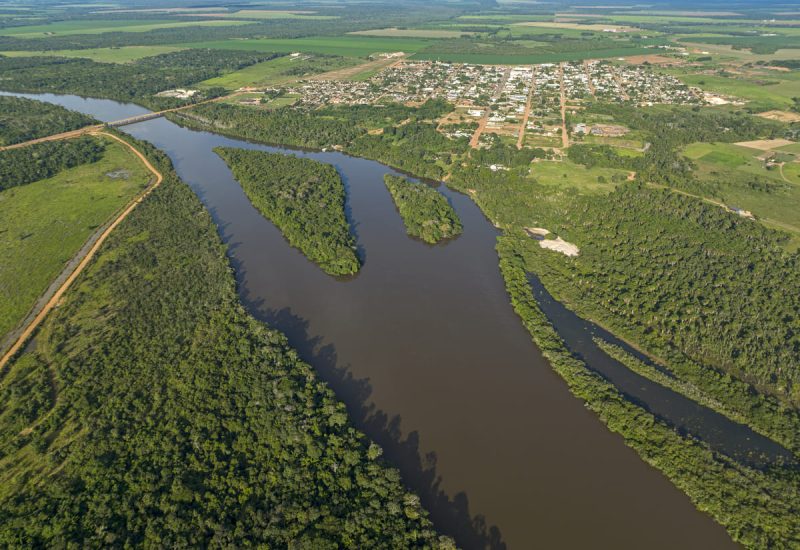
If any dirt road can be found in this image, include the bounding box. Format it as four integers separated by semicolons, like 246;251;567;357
517;66;536;150
0;131;163;371
559;63;569;149
0;125;102;151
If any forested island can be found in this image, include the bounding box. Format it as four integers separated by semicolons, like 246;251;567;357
383;175;462;244
214;147;360;276
0;95;96;146
0;132;452;548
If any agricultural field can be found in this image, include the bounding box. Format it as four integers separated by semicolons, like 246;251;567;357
199;54;361;89
0;137;150;341
667;70;799;111
0;19;254;38
180;36;435;58
0;46;186;63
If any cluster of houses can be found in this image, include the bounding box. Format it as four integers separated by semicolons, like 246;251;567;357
486;66;532;129
271;60;717;114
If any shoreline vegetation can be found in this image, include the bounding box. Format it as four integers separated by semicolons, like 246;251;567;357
214;147;361;276
0;95;97;146
496;236;800;549
0;131;452;548
383;174;462;244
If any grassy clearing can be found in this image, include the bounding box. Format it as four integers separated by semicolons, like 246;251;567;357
532;159;628;194
671;72;797;111
0;19;254;38
682;142;755;167
777;142;800;154
0;46;185;63
182;36;434;58
0;137;149;340
200;54;360;89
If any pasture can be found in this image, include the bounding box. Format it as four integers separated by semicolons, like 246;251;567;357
0;19;254;38
0;46;185;63
182;36;435;58
0;137;150;341
200;54;360;88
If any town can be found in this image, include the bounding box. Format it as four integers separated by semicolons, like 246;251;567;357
247;59;713;151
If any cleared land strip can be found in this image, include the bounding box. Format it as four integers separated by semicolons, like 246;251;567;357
309;55;405;81
0;126;102;151
0;131;163;371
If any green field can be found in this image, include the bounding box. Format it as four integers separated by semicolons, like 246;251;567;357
0;45;185;63
200;54;360;89
671;72;798;111
0;19;254;38
532;159;628;194
0;137;149;340
682;142;753;167
181;36;435;58
682;141;800;248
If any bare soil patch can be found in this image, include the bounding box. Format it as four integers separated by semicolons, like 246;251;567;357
757;111;800;124
735;138;795;151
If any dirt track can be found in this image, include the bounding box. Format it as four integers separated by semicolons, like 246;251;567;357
0;131;163;371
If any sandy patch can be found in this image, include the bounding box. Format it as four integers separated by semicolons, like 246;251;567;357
735;138;796;151
757;111;800;124
515;21;642;33
525;227;580;256
539;237;580;257
624;54;682;65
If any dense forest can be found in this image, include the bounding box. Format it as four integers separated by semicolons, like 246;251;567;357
0;95;96;146
215;147;360;276
0;50;277;108
383;175;462;244
171;100;463;180
172;103;365;149
0;132;451;548
528;184;800;408
497;236;800;549
0;136;105;190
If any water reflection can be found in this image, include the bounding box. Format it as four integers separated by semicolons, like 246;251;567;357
528;274;794;466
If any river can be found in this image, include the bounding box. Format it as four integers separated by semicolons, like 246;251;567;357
4;91;744;549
